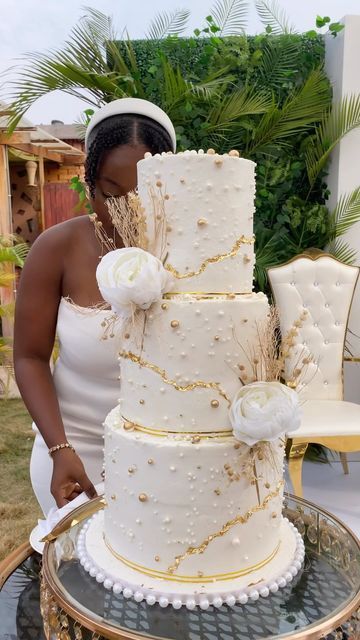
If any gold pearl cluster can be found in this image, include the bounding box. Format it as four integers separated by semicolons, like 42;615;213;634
224;462;241;482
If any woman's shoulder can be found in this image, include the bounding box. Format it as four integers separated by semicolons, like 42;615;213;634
30;215;90;253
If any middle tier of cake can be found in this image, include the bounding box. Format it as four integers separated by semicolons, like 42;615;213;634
119;292;269;433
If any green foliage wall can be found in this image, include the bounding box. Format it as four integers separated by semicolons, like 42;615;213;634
115;33;330;290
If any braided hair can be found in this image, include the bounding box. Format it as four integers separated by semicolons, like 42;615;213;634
85;113;173;197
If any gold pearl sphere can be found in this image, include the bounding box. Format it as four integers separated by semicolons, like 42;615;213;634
229;149;240;157
211;399;220;408
139;493;148;502
170;320;180;328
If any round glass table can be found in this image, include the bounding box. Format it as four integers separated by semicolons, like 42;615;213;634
1;494;359;640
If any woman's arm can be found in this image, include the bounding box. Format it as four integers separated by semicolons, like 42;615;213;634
14;225;96;507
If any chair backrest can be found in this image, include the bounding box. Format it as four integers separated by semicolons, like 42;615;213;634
268;253;359;400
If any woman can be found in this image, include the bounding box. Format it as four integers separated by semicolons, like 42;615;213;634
14;98;176;515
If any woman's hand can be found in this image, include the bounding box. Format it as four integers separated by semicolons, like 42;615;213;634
50;448;97;508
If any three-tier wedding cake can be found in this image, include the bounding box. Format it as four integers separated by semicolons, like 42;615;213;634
77;149;304;609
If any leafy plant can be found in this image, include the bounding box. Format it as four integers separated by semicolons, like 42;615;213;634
0;236;30;396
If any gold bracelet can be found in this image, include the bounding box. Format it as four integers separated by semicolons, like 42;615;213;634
48;442;75;457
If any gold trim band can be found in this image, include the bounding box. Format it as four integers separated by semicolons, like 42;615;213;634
103;537;280;584
122;418;233;439
163;292;252;298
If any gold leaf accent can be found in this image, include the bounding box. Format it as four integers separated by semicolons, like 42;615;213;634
120;350;231;404
167;481;283;574
165;235;254;280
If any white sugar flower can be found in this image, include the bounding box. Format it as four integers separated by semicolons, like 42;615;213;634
229;381;301;446
96;247;174;318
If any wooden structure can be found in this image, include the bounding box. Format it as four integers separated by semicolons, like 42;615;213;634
0;105;86;336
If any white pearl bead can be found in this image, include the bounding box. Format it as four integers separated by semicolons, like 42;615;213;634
249;590;259;601
146;594;156;605
159;596;169;608
269;582;279;593
89;567;97;577
277;577;287;588
134;591;144;602
104;578;113;590
238;593;248;605
95;572;105;583
186;598;196;610
172;598;182;609
199;598;210;610
123;587;133;598
213;596;223;608
226;594;237;606
260;586;269;598
113;583;122;594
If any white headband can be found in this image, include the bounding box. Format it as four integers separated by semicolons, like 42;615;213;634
85;98;176;152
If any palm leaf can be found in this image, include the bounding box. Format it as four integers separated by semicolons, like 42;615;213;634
4;8;139;130
208;87;272;124
0;300;15;318
160;57;230;116
147;8;190;39
254;226;289;290
328;238;358;264
0;271;15;288
256;37;301;90
247;68;331;154
329;187;360;238
211;0;248;35
305;95;360;189
255;0;296;34
0;243;28;267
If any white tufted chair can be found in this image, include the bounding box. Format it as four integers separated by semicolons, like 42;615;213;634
268;251;360;497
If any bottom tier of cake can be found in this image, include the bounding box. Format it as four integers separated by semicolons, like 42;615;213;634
76;406;305;606
78;514;304;608
104;406;288;579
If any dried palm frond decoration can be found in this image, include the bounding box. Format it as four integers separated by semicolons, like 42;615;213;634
92;183;168;261
234;306;312;390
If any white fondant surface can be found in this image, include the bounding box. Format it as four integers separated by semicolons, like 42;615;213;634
120;293;269;431
137;152;256;293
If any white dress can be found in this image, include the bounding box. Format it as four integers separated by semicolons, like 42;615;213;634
30;297;120;515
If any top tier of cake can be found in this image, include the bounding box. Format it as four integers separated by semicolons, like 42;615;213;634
137;150;256;294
